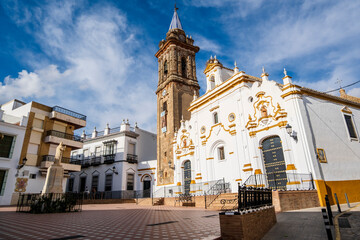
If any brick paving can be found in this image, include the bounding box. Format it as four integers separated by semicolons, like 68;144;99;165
0;204;221;240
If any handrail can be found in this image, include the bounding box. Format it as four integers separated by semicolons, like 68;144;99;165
52;106;86;120
205;178;228;209
46;130;82;142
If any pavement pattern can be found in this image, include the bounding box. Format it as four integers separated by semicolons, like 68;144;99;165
336;203;360;240
0;204;221;240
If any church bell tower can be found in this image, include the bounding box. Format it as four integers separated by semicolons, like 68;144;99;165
155;6;200;185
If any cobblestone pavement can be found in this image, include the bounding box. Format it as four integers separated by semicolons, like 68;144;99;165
0;204;221;240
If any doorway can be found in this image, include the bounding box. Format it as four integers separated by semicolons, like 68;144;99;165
143;176;151;198
261;136;287;190
183;160;191;194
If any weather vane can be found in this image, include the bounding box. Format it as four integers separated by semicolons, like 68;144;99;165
335;78;343;88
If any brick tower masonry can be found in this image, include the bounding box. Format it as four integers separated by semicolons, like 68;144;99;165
155;7;200;185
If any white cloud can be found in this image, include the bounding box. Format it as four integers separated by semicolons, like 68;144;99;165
193;34;221;54
0;1;157;132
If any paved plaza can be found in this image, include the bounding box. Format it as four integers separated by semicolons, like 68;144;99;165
0;203;359;240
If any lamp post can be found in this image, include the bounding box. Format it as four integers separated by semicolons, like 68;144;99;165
285;124;298;141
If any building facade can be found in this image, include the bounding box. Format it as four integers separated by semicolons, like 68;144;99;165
68;121;157;196
0;99;86;204
0;109;27;205
156;8;360;207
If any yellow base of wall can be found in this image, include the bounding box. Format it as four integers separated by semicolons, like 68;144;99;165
315;179;360;206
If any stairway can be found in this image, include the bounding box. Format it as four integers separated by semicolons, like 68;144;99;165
153;197;164;206
207;193;238;210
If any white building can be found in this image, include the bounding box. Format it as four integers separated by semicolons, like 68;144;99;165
170;57;360;206
68;120;157;197
0;109;27;205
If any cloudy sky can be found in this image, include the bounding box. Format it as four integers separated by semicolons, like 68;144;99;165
1;0;359;133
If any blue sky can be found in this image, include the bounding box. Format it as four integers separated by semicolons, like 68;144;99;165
1;0;360;133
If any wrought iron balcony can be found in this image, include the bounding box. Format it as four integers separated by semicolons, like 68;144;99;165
103;154;115;164
81;158;91;168
91;156;102;166
46;130;82;141
42;155;72;164
52;106;87;121
126;154;138;164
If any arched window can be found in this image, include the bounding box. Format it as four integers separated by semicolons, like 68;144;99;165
181;57;187;77
213;112;219;124
210;75;215;90
164;60;168;75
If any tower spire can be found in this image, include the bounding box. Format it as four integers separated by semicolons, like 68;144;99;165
169;4;183;30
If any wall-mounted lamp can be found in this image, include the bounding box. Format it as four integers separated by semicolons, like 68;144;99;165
112;166;119;175
285;124;298;141
168;160;175;170
15;157;27;177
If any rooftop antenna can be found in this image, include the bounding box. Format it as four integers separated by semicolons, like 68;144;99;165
335;78;343;88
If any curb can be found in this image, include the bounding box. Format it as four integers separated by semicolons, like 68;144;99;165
334;202;360;240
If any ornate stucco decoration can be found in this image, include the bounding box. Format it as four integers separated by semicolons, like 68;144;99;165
175;129;195;157
245;92;287;137
201;123;236;145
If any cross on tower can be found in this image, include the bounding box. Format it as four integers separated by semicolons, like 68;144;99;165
335;78;343;88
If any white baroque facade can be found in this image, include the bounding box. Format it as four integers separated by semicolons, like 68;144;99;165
170;58;360;206
68;120;157;196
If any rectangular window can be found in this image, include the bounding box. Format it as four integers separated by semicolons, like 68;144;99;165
32;118;44;129
79;177;86;192
128;143;136;155
0;134;15;158
105;174;113;191
92;175;99;191
68;178;74;192
95;147;101;156
218;146;225;160
83;149;89;158
0;170;8;196
104;143;115;156
344;115;358;139
127;173;134;190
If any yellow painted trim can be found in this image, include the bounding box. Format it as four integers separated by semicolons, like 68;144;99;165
175;192;182;194
202;123;234;145
138;174;142;176
204;183;209;185
228;123;236;128
243;163;251;167
206;157;214;160
286;164;297;171
196;173;201;176
341;106;352;114
138;167;156;171
176;151;194;159
195;177;202;180
209;105;219;112
281;84;301;92
243;168;253;172
254;169;262;175
247;184;265;187
177;182;181;186
189;191;196;193
228;113;236;122
190;180;196;184
286;181;301;185
235;179;242;182
229;152;234;155
281;90;302;98
249;121;287;137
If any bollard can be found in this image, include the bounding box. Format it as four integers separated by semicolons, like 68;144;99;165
334;193;341;213
345;193;350;208
321;208;333;240
325;195;333;225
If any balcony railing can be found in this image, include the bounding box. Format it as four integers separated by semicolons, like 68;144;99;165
103;154;115;164
42;155;74;164
46;130;82;141
126;154;138;164
91;156;102;166
52;106;87;121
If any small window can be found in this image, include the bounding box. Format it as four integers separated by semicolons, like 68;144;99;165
95;147;101;157
218;146;225;160
67;178;74;192
209;75;215;90
164;60;168;75
181;57;187;77
344;115;358;139
0;134;16;158
213;112;219;124
127;173;134;190
317;148;327;163
29;174;37;179
0;170;8;196
162;101;167;112
104;142;116;156
92;175;99;191
105;174;113;191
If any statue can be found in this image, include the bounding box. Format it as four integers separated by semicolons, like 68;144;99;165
260;105;268;118
42;142;65;194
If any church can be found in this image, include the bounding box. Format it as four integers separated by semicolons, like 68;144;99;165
155;7;360;207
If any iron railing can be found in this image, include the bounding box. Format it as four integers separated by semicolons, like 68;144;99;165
52;106;86;121
42;155;73;164
46;130;82;141
127;154;138;164
83;126;135;139
91;156;102;166
81;190;150;200
205;178;230;209
243;173;315;190
103;154;115;164
17;193;83;213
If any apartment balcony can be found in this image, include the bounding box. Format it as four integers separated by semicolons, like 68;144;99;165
50;106;86;129
91;156;102;166
41;155;81;172
126;154;138;164
44;130;83;149
103;154;115;164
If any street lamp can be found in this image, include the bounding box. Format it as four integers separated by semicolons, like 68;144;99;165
285;124;298;141
112;166;119;175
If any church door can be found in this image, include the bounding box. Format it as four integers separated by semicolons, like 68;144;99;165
143;180;151;198
261;136;287;190
183;161;191;194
